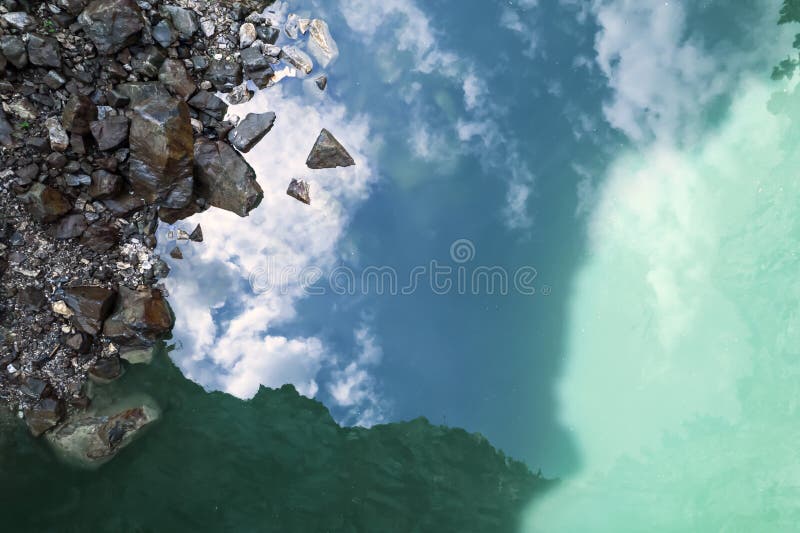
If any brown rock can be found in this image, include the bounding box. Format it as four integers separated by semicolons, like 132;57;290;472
194;138;263;217
25;398;64;437
103;287;174;344
62;95;97;135
22;183;71;223
63;285;117;335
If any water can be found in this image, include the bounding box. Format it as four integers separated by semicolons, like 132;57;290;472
5;0;800;530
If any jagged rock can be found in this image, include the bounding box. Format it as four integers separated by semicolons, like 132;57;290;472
0;109;13;147
160;5;198;39
25;34;61;68
64;332;91;353
6;98;37;120
51;214;88;240
158;59;196;99
258;25;280;44
227;112;276;153
194;139;263;217
306;129;355;169
286;178;311;205
89;116;129;151
17;287;46;311
102;191;146;216
20;377;49;399
2;12;36;31
25;398;65;437
316;75;327;91
187;90;228;121
45;117;69;152
280;46;313;74
239;22;257;48
226;83;254;105
107;89;131;108
308;19;338;68
43;70;66;90
132;46;166;80
189;224;203;242
240;47;274;88
206;59;243;92
0;35;27;69
119;344;155;365
128;95;194;208
169;246;183;259
63;285;117;335
114;82;169;107
157;199;205;224
152;19;176;48
88;170;122;199
103;287;174;345
22;183;71;222
79;0;144;55
65;173;92;187
62;95;98;135
57;0;89;16
89;356;123;384
200;20;215;38
80;223;120;252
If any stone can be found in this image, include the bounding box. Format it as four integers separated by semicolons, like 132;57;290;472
62;95;98;135
306;129;356;169
2;12;36;31
45;117;70;152
89;116;129;151
128;95;194;208
103;287;174;344
169;246;183;259
206;59;243;92
240;22;257;48
27;34;61;68
88;170;122;199
17;286;46;311
25;398;64;437
101;191;146;216
70;133;87;155
65;174;92;187
43;70;67;90
114;82;170;107
158;59;196;99
187;90;228;121
152;19;177;48
194;139;263;217
287;178;311;205
0;35;25;69
52;301;74;318
80;223;120;252
51;214;88;240
21;377;49;399
64;285;117;335
240;47;274;88
189;224;203;242
316;75;328;91
132;46;167;79
79;0;144;55
64;332;91;353
226;83;254;105
160;5;198;39
46;152;68;169
7;98;37;120
119;345;155;365
22;183;72;223
200;20;215;38
57;0;89;16
227;111;276;153
258;25;280;45
0;109;13;147
280;46;313;74
308;19;338;68
107;89;131;108
89;356;123;384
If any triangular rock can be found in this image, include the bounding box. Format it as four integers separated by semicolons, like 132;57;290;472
189;224;203;242
286;178;311;205
305;128;355;169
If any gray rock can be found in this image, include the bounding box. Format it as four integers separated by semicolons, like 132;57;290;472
160;5;198;39
189;224;203;242
200;20;215;38
79;0;144;55
306;129;355;169
132;46;166;79
2;12;36;31
287;178;311;205
27;34;61;68
206;59;243;92
240;22;257;48
158;59;196;99
89;356;123;384
22;183;72;223
226;83;254;105
88;170;122;199
194;138;263;217
0;35;27;69
240;47;274;88
62;95;98;135
51;214;88;240
90;116;129;151
227;111;276;153
280;46;313;74
45;117;70;152
64;173;92;187
114;82;170;107
43;70;66;90
152;19;177;48
316;75;327;91
187;90;228;121
258;25;280;45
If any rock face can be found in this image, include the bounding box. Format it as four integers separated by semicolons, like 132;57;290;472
287;178;311;205
194;139;263;217
128;96;194;208
89;116;129;151
103;287;174;345
63;285;117;335
22;183;71;222
306;129;355;169
227;112;276;153
79;0;144;55
62;95;98;135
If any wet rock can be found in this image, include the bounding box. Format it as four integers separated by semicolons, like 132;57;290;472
119;345;155;365
22;183;72;223
64;285;117;335
103;287;174;344
51;214;88;240
89;116;129;151
169;246;183;259
2;12;36;31
80;223;120;252
79;0;144;55
27;34;61;68
45;117;70;152
88;356;123;384
114;82;169;107
158;59;196;99
189;224;203;242
25;398;65;437
160;5;198;39
308;19;338;68
316;75;327;91
88;169;122;199
194;139;263;217
152;19;176;48
287;178;311;205
306;129;355;169
62;95;98;135
227;111;276;153
280;46;313;74
128;95;194;208
240;22;257;48
0;35;28;69
187;90;228;121
206;59;243;92
17;286;46;311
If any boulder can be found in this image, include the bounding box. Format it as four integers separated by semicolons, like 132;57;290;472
89;116;129;151
26;34;61;68
50;214;88;240
88;170;122;199
160;5;198;39
79;0;144;55
103;287;174;344
306;129;355;169
25;398;65;437
152;19;176;48
0;35;27;69
206;59;243;92
63;285;117;335
286;178;311;205
128;95;194;208
62;95;98;135
227;111;275;153
194;139;263;217
158;59;196;99
240;47;274;89
187;90;228;121
22;183;71;223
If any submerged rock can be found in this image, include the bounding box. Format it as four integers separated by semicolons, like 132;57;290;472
227;112;276;153
194;139;263;217
306;129;355;169
103;287;174;345
308;19;338;68
79;0;144;55
22;183;72;223
63;285;117;335
286;178;311;205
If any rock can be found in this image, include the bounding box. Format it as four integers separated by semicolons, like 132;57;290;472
158;59;196;99
2;12;36;31
101;191;146;216
17;286;46;311
132;46;166;79
280;46;313;74
51;214;88;240
169;246;183;259
45;117;70;152
189;224;203;242
57;0;89;16
187;90;228;121
22;183;72;223
158;200;205;224
64;285;117;335
316;75;327;91
284;13;300;39
227;111;276;153
80;223;120;252
21;377;49;399
206;59;243;92
70;133;87;155
287;178;311;205
107;89;131;108
25;398;64;437
0;35;27;69
240;47;274;88
52;300;74;318
103;287;174;344
79;0;144;55
62;95;98;135
128;95;194;208
64;332;91;353
258;25;280;45
200;20;215;38
43;70;66;90
240;22;257;48
27;34;61;68
0;109;13;147
226;83;254;105
308;19;338;68
88;170;122;199
194;139;263;217
119;345;155;365
65;173;92;187
89;116;129;151
114;82;169;107
306;129;356;169
152;19;177;48
7;97;37;120
89;356;123;384
160;5;198;39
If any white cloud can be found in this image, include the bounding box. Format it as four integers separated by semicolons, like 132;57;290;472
500;2;540;58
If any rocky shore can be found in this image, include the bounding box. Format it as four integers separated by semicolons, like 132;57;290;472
0;0;354;462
